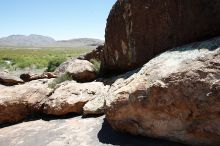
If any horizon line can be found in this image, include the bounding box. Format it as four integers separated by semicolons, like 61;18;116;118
0;34;105;41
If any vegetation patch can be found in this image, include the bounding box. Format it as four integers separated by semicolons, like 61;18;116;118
48;73;73;89
90;59;101;74
0;47;92;70
46;58;66;72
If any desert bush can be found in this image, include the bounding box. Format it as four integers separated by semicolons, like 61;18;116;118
46;58;65;72
48;73;72;88
90;59;101;74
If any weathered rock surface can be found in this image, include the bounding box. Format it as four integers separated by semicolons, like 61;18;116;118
83;94;107;115
0;116;187;146
43;81;109;116
0;72;24;86
55;59;97;82
104;0;220;71
0;79;52;124
106;37;220;146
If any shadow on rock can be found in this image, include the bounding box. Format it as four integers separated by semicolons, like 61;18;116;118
0;112;80;128
98;118;188;146
97;68;141;86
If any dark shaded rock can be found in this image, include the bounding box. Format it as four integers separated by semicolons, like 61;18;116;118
103;0;220;71
20;72;57;82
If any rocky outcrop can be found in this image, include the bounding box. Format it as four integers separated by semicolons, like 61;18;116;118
78;45;104;61
55;59;97;82
103;0;220;71
43;81;109;116
0;72;24;86
20;72;57;82
0;78;109;123
106;37;220;146
0;79;52;124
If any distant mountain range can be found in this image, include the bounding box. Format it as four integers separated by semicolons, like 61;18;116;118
0;34;104;48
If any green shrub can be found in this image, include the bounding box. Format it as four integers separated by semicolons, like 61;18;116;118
48;73;72;88
46;58;65;72
0;47;92;70
90;59;101;74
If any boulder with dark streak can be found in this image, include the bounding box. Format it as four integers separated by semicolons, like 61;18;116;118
103;0;220;71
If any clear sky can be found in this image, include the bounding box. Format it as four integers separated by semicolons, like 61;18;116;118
0;0;116;40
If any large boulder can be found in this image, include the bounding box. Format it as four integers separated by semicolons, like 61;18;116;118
0;72;24;86
55;59;97;82
43;81;109;116
103;0;220;71
106;37;220;146
0;79;53;124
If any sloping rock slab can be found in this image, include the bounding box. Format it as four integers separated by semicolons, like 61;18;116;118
106;37;220;146
0;116;188;146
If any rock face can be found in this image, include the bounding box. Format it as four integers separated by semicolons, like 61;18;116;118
103;0;220;71
106;37;220;146
0;72;24;86
55;59;97;82
43;81;109;116
0;79;52;124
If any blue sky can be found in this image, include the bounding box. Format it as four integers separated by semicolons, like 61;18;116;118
0;0;116;40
